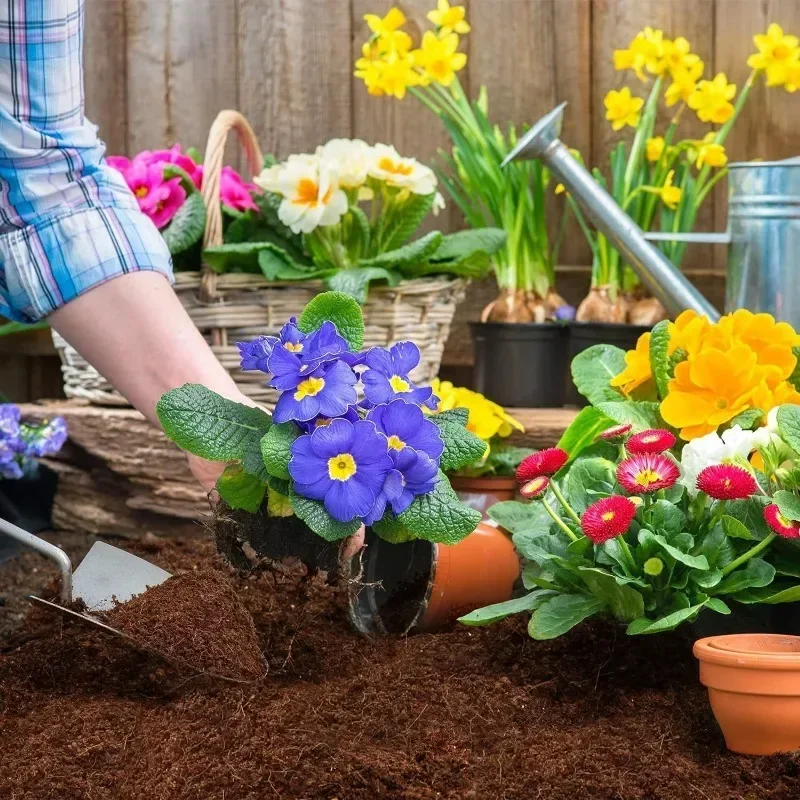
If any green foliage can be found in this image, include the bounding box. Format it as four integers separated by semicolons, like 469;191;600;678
360;231;443;270
162;192;206;256
326;267;400;304
570;345;626;405
261;423;301;481
778;405;800;453
216;464;266;513
775;489;800;522
596;401;662;430
157;384;271;480
529;595;605;640
289;492;361;541
430;409;488;472
297;291;364;351
458;590;556;627
648;320;671;400
557;407;614;463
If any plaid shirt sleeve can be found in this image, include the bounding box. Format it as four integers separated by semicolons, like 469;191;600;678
0;0;172;323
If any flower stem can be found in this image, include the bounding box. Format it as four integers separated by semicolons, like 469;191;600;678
721;533;777;576
549;479;582;528
542;499;579;543
617;536;638;574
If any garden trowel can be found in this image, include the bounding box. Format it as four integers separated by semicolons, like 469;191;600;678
0;515;171;635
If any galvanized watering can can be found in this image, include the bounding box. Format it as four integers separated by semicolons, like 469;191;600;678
504;103;800;325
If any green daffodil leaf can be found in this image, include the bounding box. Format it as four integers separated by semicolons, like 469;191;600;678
298;291;364;351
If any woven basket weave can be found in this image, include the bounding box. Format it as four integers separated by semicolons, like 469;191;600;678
53;110;466;406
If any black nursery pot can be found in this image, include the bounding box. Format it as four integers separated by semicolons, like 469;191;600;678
565;322;651;407
470;322;568;408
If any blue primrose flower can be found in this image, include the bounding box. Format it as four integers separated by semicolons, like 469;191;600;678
364;447;439;527
289;418;393;523
237;318;304;373
362;342;437;409
0;440;22;479
296;405;360;435
0;404;22;447
270;353;358;424
367;399;444;462
25;417;68;458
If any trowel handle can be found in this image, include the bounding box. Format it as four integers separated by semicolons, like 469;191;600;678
0;516;72;603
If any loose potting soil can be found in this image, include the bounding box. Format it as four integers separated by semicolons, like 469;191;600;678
2;535;799;800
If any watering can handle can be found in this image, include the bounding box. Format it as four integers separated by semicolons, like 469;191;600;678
643;231;733;245
0;516;72;603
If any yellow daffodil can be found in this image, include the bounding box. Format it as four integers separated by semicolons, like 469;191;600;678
747;23;800;87
413;31;467;87
785;61;800;92
610;332;653;396
355;51;422;99
604;87;644;131
658;36;702;77
613;28;665;82
364;8;406;37
554;183;566;194
665;60;704;107
693;132;728;169
642;170;682;209
646;136;665;162
427;0;470;35
688;73;736;124
661;344;762;439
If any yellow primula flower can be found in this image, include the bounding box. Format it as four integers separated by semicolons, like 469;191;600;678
665;60;704;107
646;136;665;162
610;332;653;396
414;31;467;87
604;87;644;131
688;73;736;124
642;170;682;209
693;132;728;169
660;344;762;439
747;23;800;87
427;0;470;35
752;379;800;417
667;309;711;357
364;7;406;37
658;36;702;77
429;380;523;441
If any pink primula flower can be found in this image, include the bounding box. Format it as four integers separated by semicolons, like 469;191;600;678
194;165;260;212
135;144;203;187
124;161;186;229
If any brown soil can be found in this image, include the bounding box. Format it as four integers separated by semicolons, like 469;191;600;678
103;570;266;683
2;535;799;800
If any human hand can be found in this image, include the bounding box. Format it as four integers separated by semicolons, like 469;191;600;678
341;525;366;559
187;454;225;494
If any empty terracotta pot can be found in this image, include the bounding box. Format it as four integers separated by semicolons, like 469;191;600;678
694;633;800;755
347;520;520;635
448;475;518;517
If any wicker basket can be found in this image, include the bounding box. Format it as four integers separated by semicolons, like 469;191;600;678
53;110;466;406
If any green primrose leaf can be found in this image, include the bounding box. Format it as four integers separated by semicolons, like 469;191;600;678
576;567;645;623
325;267;400;304
397;472;481;544
430;228;507;262
648;319;671;400
711;558;775;595
775;490;800;522
360;230;443;269
458;590;557;627
289;492;360;541
528;594;605;640
298;291;364;351
596;401;662;431
727;408;765;431
431;411;487;472
557;406;614;463
570;344;627;405
778;404;800;452
216;464;266;513
261;422;301;481
371;515;418;544
267;487;293;517
156;384;271;480
162;192;206;256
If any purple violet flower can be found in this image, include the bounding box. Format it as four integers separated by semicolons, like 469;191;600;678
361;342;437;409
0;440;22;479
288;418;392;522
367;399;443;463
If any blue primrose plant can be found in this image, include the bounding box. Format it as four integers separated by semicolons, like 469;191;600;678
0;404;67;479
156;292;485;544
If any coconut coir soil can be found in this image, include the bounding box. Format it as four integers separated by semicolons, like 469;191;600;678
1;536;799;800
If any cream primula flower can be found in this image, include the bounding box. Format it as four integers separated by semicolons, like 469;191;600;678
264;155;349;235
368;143;437;194
316;139;373;190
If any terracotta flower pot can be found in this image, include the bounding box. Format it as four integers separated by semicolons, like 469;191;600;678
694;633;800;755
449;475;518;517
347;520;521;635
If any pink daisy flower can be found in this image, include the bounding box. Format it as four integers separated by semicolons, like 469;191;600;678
764;505;800;539
596;423;632;442
626;429;677;455
696;465;757;501
516;448;569;483
581;496;637;544
617;453;680;495
520;476;549;500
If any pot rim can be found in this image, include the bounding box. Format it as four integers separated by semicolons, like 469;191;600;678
567;321;652;332
695;634;800;670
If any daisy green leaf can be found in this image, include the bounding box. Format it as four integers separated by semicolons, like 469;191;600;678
458;590;557;627
298;291;364;351
289;492;361;542
774;489;800;522
528;594;605;640
711;558;775;596
626;603;707;635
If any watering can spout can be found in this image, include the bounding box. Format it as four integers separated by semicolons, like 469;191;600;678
504;104;720;321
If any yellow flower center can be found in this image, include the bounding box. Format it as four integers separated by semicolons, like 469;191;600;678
315;417;333;428
284;342;303;353
378;157;414;177
294;376;325;401
387;434;406;451
294;178;333;207
635;469;662;487
773;43;791;61
389;375;410;393
328;453;357;481
778;511;792;527
716;398;728;409
602;511;616;522
135;186;148;198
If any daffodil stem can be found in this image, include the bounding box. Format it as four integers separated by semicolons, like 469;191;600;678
721;533;777;576
549;479;582;528
542;499;579;543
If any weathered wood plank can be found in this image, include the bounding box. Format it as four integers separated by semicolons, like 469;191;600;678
240;0;353;158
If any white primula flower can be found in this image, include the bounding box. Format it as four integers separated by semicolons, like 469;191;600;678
432;191;446;216
317;138;372;190
680;424;759;497
271;156;348;235
254;162;284;193
368;143;437;195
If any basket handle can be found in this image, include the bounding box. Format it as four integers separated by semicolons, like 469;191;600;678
200;110;264;300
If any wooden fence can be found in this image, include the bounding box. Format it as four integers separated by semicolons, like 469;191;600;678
5;0;800;397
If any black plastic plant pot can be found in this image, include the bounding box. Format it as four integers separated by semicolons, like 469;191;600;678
565;322;651;407
470;322;568;408
0;465;58;536
691;602;800;639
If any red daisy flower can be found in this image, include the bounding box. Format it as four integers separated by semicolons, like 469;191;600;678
616;453;680;495
696;464;757;500
764;504;800;539
581;496;637;544
596;423;632;442
626;429;677;455
516;447;569;483
520;476;549;499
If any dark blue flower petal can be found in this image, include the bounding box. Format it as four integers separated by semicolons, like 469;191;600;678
237;336;277;372
309;418;355;459
389;341;421;376
325;478;375;522
362;369;394;405
273;391;321;423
